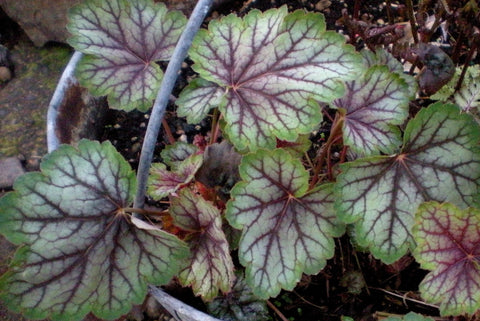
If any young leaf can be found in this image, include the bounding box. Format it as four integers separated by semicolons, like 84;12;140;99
160;141;199;168
170;189;234;301
148;154;203;200
226;149;345;298
207;271;271;321
67;0;187;111
0;140;188;321
177;7;362;151
335;103;480;263
332;65;410;156
413;202;480;316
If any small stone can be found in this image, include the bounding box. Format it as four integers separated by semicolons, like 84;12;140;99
0;66;12;83
0;157;25;189
315;0;331;11
131;142;142;154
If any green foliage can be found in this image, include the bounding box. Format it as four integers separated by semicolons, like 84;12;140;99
0;140;188;321
3;1;480;319
335;102;480;263
413;202;480;316
226;149;344;298
170;189;234;301
177;6;362;151
67;0;187;111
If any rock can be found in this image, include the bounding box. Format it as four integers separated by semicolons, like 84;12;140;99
0;66;11;82
0;40;71;159
0;157;24;189
0;0;82;47
0;0;227;47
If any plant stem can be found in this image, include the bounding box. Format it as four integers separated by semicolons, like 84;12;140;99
309;112;344;189
455;36;479;92
134;0;214;210
123;207;168;217
266;300;289;321
209;108;221;145
162;118;176;145
405;0;418;44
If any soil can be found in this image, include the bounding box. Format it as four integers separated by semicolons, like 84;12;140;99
1;0;479;321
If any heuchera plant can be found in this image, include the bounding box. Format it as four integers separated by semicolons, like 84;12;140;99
1;0;480;320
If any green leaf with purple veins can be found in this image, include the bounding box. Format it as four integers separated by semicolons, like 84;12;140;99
148;154;203;200
362;48;418;99
332;65;410;156
160;142;199;168
226;149;345;298
413;202;480;316
0;140;188;321
170;189;234;301
177;7;362;151
67;0;186;112
335;103;480;263
176;78;226;124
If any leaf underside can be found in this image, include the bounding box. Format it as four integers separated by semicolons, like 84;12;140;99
67;0;186;111
413;202;480;316
335;103;480;263
177;7;362;151
0;140;188;321
170;189;235;301
226;149;345;298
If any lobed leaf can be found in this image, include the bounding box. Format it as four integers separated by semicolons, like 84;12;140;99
177;7;362;151
147;154;203;200
362;48;418;99
335;103;480;263
207;271;271;321
226;149;345;298
160;141;199;168
332;65;410;156
454;78;480;111
67;0;187;111
413;202;480;316
170;189;234;301
0;140;188;321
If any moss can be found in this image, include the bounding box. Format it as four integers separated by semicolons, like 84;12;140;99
0;42;71;158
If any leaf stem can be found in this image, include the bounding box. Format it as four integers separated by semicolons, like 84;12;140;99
455;35;479;92
123;207;168;217
266;300;289;321
134;0;214;210
162;118;176;145
405;0;418;44
209;108;221;145
309;112;344;189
